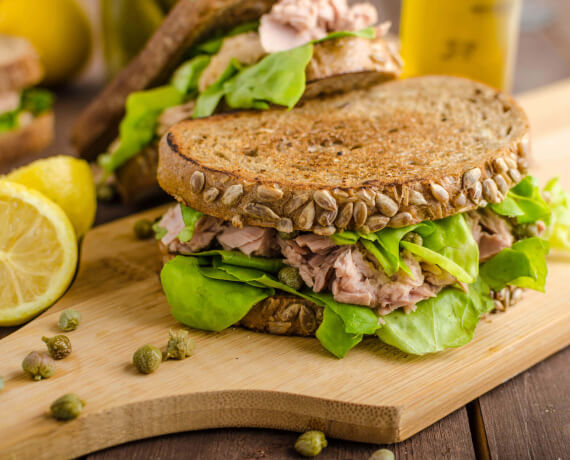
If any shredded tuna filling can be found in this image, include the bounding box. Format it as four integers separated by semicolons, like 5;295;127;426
159;205;518;315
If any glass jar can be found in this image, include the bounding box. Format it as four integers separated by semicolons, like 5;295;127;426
400;0;522;91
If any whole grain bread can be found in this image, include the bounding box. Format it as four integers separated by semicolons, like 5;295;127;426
72;0;279;161
0;35;44;92
0;111;54;173
112;31;401;203
158;76;530;234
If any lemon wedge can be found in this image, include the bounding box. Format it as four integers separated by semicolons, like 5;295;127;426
0;180;77;326
6;156;96;238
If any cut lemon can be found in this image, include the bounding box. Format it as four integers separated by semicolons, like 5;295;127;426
6;156;96;238
0;180;77;325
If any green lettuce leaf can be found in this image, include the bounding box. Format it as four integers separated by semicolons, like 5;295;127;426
311;27;376;43
315;307;363;359
490;176;550;224
193;250;285;274
377;278;494;355
480;237;549;292
177;204;204;242
193;59;243;118
332;215;479;283
0;88;53;133
224;44;313;110
162;256;271;331
152;221;167;240
543;177;570;251
171;55;211;94
98;85;184;173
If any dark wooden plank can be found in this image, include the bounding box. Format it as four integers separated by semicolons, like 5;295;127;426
86;407;475;460
479;347;570;460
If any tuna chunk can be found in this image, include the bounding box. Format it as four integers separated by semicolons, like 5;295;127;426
469;209;514;261
216;226;279;257
259;0;381;53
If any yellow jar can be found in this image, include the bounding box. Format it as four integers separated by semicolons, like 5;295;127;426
400;0;522;90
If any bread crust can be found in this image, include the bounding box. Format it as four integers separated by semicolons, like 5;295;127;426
0;35;43;92
158;76;530;233
72;0;278;161
0;112;54;172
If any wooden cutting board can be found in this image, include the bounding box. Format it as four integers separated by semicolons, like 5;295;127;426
1;80;570;459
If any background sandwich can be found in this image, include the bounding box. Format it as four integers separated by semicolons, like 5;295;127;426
154;76;570;358
72;0;402;203
0;35;53;172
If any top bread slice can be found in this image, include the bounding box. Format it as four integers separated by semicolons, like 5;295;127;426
158;76;530;234
0;35;43;93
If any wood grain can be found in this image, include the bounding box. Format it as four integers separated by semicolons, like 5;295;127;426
88;407;475;460
479;348;570;460
1;80;570;460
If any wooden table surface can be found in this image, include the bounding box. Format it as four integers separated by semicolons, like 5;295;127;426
2;0;570;458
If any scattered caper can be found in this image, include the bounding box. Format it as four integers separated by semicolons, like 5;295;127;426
50;393;85;421
369;448;395;460
22;351;56;381
278;266;304;290
0;376;4;391
97;184;116;202
163;329;194;360
403;232;423;246
58;309;81;331
133;345;162;374
133;219;154;240
42;335;72;360
294;430;327;457
278;230;299;240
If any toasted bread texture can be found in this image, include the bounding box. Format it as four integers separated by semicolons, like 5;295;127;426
158;76;530;234
72;0;278;161
0;112;53;172
0;35;43;92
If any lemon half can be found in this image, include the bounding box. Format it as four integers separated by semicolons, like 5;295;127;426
6;156;96;238
0;181;77;325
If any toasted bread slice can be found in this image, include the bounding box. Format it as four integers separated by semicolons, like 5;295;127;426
158;76;530;234
72;0;279;161
112;31;401;203
0;35;44;93
0;112;54;173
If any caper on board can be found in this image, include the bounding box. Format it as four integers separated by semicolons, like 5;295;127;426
369;448;395;460
58;309;81;331
278;266;304;290
50;393;85;421
133;219;154;240
163;329;194;360
0;376;4;392
42;335;72;360
294;430;328;457
133;344;162;374
22;351;56;381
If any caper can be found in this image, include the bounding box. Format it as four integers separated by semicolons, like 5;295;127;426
278;230;299;240
403;231;423;246
97;184;116;202
58;309;81;331
278;266;304;290
369;448;395;460
50;394;85;421
133;219;154;240
42;335;72;360
0;376;4;391
163;329;194;360
22;351;56;381
294;430;327;457
133;344;162;374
